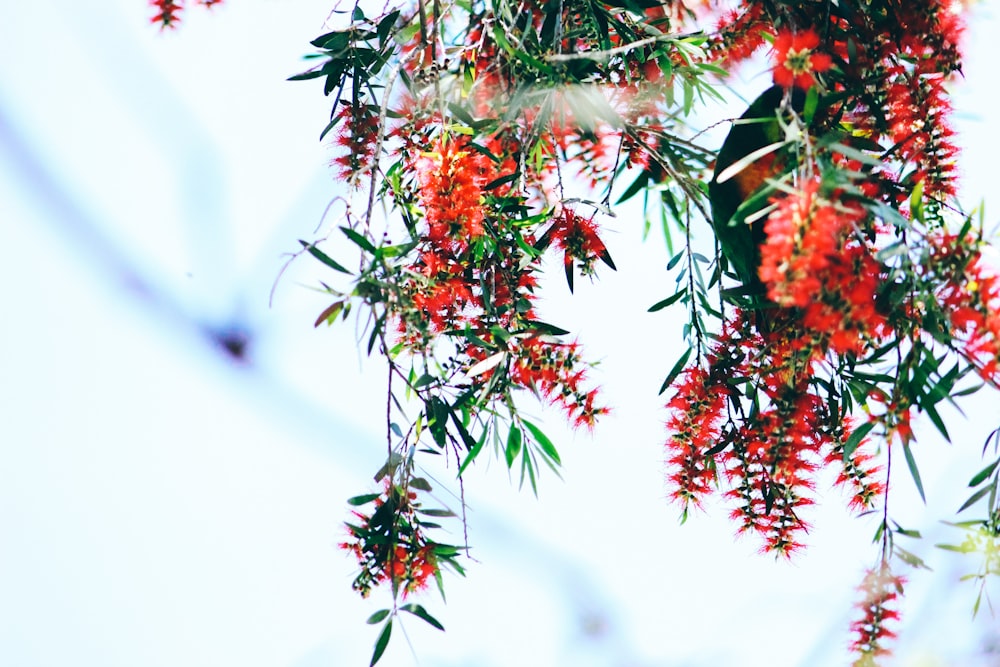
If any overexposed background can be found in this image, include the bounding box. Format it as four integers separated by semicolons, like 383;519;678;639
2;1;1000;665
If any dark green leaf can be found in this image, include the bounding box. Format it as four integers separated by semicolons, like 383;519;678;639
658;347;693;395
958;485;993;513
367;609;391;625
299;240;351;274
400;604;445;631
484;172;520;191
458;428;488;476
902;442;926;503
523;320;571;336
370;620;392;666
340;226;378;253
418;508;456;517
409;477;432;492
522;419;560;465
648;291;685;312
347;493;381;506
843;421;875;461
968;459;999;487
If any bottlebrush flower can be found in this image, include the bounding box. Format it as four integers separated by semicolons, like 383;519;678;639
849;564;905;664
330;104;380;187
150;0;183;28
772;29;832;90
664;365;728;508
416;137;492;250
549;208;614;278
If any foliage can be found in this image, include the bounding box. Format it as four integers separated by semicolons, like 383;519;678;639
153;0;1000;664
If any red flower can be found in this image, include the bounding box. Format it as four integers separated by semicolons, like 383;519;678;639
772;29;832;90
150;0;183;28
849;565;905;664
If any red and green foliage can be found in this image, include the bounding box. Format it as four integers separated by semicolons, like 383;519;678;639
155;1;1000;664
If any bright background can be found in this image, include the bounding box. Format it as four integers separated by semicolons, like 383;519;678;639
2;1;1000;666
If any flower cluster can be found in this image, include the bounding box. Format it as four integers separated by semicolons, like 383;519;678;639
330;103;380;187
150;0;222;29
664;314;885;556
549;208;614;279
510;336;609;429
340;482;442;598
759;179;889;355
771;29;832;90
930;234;1000;382
849;564;905;665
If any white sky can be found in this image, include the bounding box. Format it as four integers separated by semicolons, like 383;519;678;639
2;1;1000;666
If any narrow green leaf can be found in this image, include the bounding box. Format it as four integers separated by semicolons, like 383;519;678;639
299;240;351;274
968;458;999;487
957;485;993;513
314;300;345;327
484;172;519;191
648;291;684;312
366;609;391;625
347;493;381;506
370;620;392;666
400;604;445;631
843;421;876;461
340;226;377;253
522;419;560;465
902;442;926;503
505;426;522;468
458;428;488;477
409;477;432;492
658;347;693;395
418;508;456;517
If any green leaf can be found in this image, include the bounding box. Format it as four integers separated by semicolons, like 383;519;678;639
299;240;351;274
400;604;445;631
314;300;345;327
458;428;488;476
409;477;433;492
366;609;391;625
523;320;571;336
484;172;520;191
968;459;999;487
340;226;378;253
505;426;522;468
957;485;993;513
658;347;693;395
843;421;875;461
370;620;392;666
418;508;456;517
648;291;685;312
347;493;381;506
902;442;926;503
522;419;561;465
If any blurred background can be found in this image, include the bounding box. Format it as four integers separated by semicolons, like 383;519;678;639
2;1;1000;665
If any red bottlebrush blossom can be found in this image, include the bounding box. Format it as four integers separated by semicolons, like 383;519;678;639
849;565;905;664
664;365;728;509
415;137;493;250
759;179;852;308
711;4;768;65
150;0;222;28
823;420;886;512
549;208;614;279
330;104;380;187
771;29;832;90
930;234;1000;382
150;0;183;28
509;336;609;429
341;482;442;598
760;180;889;356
